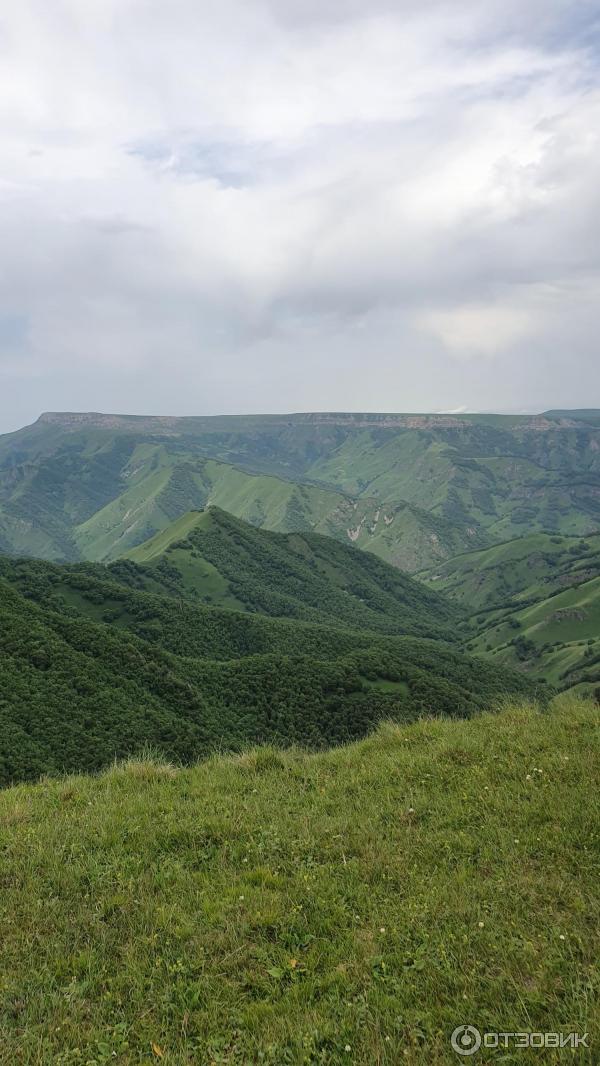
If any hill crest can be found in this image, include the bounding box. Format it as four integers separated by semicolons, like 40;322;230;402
115;506;459;639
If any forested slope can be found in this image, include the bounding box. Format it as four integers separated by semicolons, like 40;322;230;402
0;551;541;785
116;506;458;638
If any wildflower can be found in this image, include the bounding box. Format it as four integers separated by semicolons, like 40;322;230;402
559;934;566;940
380;927;386;933
514;839;519;844
238;895;244;900
407;807;415;814
526;774;532;781
344;1045;352;1052
478;921;484;928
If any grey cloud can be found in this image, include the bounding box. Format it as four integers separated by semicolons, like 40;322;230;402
0;0;598;434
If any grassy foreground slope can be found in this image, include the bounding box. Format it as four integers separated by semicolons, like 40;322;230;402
0;698;597;1064
116;507;458;638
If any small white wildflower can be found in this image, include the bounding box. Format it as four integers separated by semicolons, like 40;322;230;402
526;774;532;781
478;921;484;928
514;839;519;844
344;1045;352;1053
238;895;244;900
380;927;386;933
407;807;415;814
559;934;566;940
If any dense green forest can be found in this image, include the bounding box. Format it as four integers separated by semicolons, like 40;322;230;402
0;541;542;785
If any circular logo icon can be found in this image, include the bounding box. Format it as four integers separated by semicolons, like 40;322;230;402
451;1025;482;1056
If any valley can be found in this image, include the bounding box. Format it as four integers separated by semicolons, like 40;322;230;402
1;408;599;772
2;409;600;571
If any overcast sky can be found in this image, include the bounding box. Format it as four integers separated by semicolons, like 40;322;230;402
0;0;599;433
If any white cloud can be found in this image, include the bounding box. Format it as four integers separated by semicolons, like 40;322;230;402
0;0;599;431
419;304;535;359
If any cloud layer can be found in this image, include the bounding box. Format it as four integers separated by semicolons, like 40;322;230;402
0;0;599;430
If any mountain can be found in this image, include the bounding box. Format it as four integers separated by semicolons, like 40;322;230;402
422;533;600;692
2;409;600;571
0;697;597;1062
113;506;458;639
0;427;377;563
0;541;541;785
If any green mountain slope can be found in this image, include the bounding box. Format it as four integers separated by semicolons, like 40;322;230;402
0;551;541;786
113;506;458;639
0;431;379;564
2;409;599;571
422;533;600;691
0;698;597;1063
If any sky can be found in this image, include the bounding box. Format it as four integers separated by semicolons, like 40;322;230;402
0;0;599;433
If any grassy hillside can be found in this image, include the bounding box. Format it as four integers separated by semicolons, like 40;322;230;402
2;410;599;571
422;534;600;691
0;697;597;1064
115;507;458;639
0;551;541;786
421;532;600;609
0;434;380;564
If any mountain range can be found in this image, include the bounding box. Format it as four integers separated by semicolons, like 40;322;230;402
2;409;600;570
2;408;599;785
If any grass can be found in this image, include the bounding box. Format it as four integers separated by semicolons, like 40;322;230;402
124;512;211;563
0;697;598;1064
424;533;600;688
